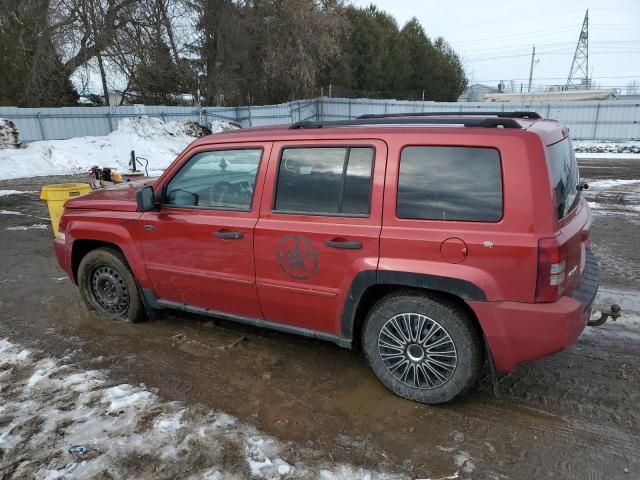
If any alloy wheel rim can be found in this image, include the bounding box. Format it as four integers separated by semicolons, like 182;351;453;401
377;313;457;389
91;266;129;315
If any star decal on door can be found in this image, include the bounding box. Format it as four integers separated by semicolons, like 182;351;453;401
276;234;319;280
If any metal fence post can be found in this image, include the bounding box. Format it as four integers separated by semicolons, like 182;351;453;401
348;98;352;119
36;113;46;140
248;105;253;127
106;112;114;133
593;103;601;139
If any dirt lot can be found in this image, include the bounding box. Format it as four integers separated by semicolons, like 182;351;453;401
1;158;639;479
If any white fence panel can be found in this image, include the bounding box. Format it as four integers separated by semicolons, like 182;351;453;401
1;98;638;142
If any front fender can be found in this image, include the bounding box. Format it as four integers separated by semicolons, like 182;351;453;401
66;213;149;287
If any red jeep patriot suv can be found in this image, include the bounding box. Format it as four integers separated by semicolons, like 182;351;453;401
53;112;598;404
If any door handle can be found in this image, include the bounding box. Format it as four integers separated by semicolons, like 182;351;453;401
143;224;156;231
214;230;244;240
324;239;362;250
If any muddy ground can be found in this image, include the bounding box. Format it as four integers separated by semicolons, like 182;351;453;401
1;158;639;480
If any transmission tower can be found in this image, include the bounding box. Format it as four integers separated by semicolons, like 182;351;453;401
566;10;589;90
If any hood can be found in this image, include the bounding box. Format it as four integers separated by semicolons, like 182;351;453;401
65;179;157;212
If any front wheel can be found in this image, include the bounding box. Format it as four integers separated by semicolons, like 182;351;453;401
78;247;145;323
362;291;482;404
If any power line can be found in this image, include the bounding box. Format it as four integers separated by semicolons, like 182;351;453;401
451;27;579;46
471;75;640;82
462;40;639;55
465;50;640;62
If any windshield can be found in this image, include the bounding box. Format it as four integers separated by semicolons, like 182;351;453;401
546;138;580;219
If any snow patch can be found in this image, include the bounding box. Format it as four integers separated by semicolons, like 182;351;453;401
0;209;24;215
0;337;405;479
453;451;475;474
573;141;640;155
0;189;36;197
596;286;640;313
583;287;640;340
586;179;640;191
0;117;238;181
576;152;640;160
6;223;48;230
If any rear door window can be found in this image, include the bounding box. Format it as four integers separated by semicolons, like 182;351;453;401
546;138;580;219
397;146;503;222
274;147;374;215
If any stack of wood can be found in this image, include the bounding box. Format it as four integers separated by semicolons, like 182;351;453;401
0;119;20;149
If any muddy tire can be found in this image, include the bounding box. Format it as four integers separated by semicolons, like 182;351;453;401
362;291;482;404
78;247;145;323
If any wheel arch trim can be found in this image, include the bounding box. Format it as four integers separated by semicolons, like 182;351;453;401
341;270;487;339
68;221;147;285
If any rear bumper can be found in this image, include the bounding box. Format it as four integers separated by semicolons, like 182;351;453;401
470;250;599;373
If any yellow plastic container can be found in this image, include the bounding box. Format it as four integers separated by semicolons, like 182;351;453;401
40;183;92;237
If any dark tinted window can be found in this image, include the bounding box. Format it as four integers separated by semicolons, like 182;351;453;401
165;149;261;210
397;146;503;221
275;147;373;215
546;138;580;219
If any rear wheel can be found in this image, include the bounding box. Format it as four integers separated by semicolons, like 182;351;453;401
362;291;482;404
78;248;145;323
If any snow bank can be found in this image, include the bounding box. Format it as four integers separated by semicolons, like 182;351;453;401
0;338;405;479
0;117;238;181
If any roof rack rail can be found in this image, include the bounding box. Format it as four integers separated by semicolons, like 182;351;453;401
289;117;523;130
356;111;541;120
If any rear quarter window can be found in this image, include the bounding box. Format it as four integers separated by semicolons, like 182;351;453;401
397;146;503;222
546;138;580;219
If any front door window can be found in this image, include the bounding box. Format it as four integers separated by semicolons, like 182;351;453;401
165;149;262;210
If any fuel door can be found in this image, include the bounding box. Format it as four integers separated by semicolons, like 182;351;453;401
440;237;468;264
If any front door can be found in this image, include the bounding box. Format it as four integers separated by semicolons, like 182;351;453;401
139;143;270;319
254;140;387;335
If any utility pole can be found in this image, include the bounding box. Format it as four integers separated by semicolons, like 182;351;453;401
527;45;536;93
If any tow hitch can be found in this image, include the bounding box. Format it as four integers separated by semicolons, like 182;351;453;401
588;304;622;327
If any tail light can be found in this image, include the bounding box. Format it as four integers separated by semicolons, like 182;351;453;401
535;236;569;303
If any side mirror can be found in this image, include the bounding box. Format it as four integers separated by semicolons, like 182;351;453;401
136;186;157;212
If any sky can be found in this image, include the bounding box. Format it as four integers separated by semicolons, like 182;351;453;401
351;0;640;93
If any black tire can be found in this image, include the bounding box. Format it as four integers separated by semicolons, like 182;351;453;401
362;291;482;404
78;247;146;323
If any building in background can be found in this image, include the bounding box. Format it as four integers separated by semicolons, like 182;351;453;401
485;89;617;102
458;84;499;102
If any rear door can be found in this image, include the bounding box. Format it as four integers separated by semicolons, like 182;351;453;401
253;140;387;335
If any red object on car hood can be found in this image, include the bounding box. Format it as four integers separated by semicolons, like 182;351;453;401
64;178;156;212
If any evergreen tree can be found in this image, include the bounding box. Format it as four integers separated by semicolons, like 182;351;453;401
0;0;78;106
